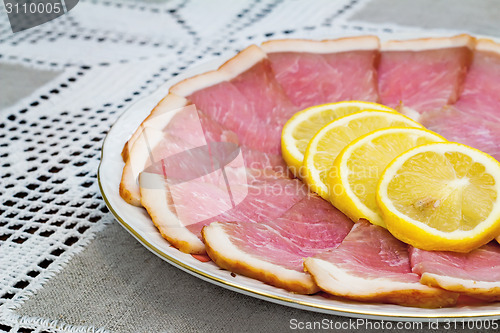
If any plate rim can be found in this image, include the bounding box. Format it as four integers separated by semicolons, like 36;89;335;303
98;33;500;321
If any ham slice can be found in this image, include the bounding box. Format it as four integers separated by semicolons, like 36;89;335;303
262;36;380;109
202;195;353;294
378;35;474;121
451;39;500;123
304;221;458;308
421;40;500;161
171;45;297;155
421;108;500;161
410;244;500;301
140;168;308;254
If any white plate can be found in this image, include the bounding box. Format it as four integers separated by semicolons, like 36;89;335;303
98;33;500;321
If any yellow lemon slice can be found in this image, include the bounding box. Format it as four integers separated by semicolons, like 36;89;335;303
327;127;446;227
303;110;422;199
281;101;396;178
377;142;500;252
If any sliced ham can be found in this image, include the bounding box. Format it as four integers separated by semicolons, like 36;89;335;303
410;244;500;301
304;221;458;308
171;45;297;155
140;168;308;254
421;108;500;161
194;108;288;173
451;39;500;123
262;37;379;109
378;35;474;120
240;146;288;174
178;76;269;152
202;195;353;294
229;56;297;124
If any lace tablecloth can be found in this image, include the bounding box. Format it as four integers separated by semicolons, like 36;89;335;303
0;0;496;332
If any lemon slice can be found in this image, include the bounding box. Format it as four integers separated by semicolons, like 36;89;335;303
281;101;396;177
377;142;500;252
327;127;446;227
303;110;422;199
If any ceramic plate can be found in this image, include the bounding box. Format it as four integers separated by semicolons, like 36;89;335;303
98;32;500;321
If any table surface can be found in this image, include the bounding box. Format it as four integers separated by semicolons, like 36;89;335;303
1;1;500;332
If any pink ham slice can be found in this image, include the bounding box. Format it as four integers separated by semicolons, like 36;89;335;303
182;79;271;152
229;57;297;124
262;37;380;109
421;108;500;161
202;195;353;294
378;35;474;120
421;40;500;161
304;221;458;308
171;45;297;155
410;244;500;301
140;168;308;254
450;39;500;123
